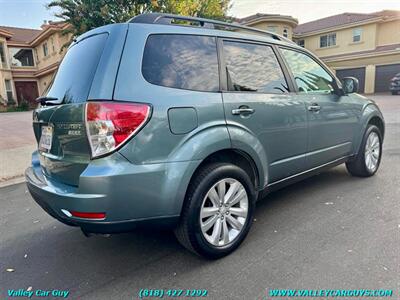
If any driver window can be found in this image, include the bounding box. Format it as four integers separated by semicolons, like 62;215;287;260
280;48;334;93
223;41;289;93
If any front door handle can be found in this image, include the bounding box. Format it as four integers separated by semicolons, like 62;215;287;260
307;103;321;112
232;108;255;115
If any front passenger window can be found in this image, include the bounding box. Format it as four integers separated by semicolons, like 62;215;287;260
281;48;334;93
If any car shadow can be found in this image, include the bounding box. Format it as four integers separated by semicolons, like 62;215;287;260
257;164;357;208
0;165;369;298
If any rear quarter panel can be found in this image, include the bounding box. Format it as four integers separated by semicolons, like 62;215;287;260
114;24;292;190
114;24;231;165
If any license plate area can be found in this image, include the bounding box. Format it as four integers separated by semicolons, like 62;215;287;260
39;125;53;151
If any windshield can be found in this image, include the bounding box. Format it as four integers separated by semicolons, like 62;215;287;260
46;33;108;103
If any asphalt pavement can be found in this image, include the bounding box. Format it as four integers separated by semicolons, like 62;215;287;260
0;95;399;300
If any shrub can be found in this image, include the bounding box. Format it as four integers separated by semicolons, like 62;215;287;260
7;97;16;107
18;100;29;111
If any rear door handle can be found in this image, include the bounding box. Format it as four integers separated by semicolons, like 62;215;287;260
232;108;255;115
307;103;321;112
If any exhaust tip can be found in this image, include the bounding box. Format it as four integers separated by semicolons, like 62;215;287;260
81;228;111;238
81;228;93;238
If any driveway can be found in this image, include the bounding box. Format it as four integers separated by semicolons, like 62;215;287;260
0;94;399;299
0;111;36;183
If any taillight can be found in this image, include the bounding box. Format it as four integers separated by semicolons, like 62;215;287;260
85;102;150;158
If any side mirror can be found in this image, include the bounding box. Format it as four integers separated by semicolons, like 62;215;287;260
342;76;359;94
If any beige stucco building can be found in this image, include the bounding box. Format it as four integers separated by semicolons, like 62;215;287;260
238;13;299;40
1;10;399;104
240;10;400;94
0;22;71;106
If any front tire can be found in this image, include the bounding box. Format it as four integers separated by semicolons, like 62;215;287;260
346;125;382;177
175;163;256;259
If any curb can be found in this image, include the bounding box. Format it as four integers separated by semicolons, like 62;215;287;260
0;176;26;188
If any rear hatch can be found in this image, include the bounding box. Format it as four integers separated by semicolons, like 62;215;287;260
33;29;121;186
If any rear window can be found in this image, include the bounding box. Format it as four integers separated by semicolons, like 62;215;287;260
46;33;108;103
142;34;219;92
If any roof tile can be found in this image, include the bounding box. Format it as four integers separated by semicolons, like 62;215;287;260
294;10;400;35
0;25;41;44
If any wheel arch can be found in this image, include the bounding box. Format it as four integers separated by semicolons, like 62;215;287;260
176;148;263;217
367;115;385;140
352;103;385;155
164;123;268;219
193;149;260;190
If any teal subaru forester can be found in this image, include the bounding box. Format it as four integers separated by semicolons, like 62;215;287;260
26;13;384;259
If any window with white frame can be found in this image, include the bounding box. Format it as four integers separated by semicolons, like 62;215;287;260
43;42;49;57
283;28;289;38
296;39;305;47
50;37;55;52
0;42;7;68
352;28;362;42
4;79;13;101
320;33;336;48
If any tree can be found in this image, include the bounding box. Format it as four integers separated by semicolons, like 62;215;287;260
47;0;231;39
154;0;231;20
47;0;154;38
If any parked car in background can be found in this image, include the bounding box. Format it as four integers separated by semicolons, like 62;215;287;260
390;72;400;95
26;13;385;259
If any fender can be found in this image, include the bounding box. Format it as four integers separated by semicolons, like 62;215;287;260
164;121;268;213
352;102;385;155
167;122;267;187
161;122;232;216
167;122;231;162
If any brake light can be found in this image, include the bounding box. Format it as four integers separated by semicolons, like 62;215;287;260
86;102;150;158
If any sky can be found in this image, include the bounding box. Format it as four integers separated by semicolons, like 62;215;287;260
0;0;400;29
229;0;400;22
0;0;56;29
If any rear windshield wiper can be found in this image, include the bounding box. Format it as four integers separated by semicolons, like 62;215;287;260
36;96;60;106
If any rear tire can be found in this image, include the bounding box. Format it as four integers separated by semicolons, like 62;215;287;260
174;163;256;259
346;125;382;177
391;91;398;95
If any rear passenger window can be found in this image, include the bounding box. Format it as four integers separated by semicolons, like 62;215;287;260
223;41;288;93
142;34;219;92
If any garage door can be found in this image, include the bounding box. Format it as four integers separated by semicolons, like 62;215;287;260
336;68;365;93
375;64;400;93
14;81;39;108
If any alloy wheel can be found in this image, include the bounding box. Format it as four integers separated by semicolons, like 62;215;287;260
199;178;249;247
365;131;380;172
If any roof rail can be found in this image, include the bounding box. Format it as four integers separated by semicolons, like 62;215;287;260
128;13;295;44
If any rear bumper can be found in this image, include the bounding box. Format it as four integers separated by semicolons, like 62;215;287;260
26;174;179;233
26;151;199;233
